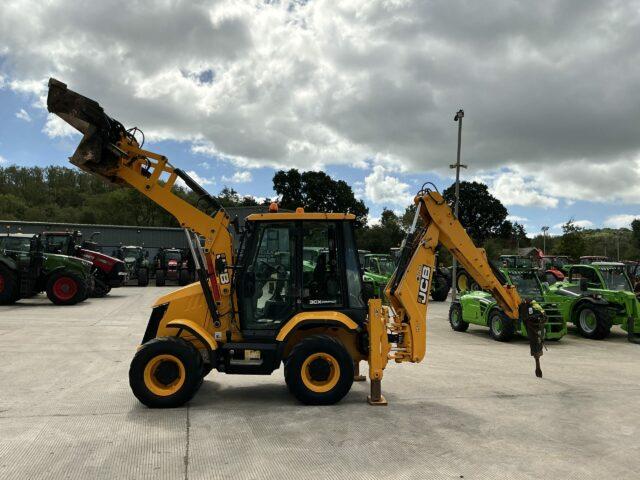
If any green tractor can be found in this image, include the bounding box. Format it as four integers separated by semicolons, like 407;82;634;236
449;263;567;341
0;233;92;305
114;245;150;286
360;250;450;302
550;262;640;342
361;253;395;300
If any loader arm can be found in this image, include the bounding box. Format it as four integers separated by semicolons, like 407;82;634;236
46;78;235;331
367;185;545;403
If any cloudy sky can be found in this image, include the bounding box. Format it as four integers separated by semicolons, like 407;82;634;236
1;0;639;234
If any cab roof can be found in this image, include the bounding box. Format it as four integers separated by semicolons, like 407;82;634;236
591;261;624;267
246;212;356;221
3;233;35;238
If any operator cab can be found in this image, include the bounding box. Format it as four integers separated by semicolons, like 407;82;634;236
235;213;366;339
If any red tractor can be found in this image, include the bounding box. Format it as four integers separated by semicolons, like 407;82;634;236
154;247;194;286
41;231;127;296
540;255;569;284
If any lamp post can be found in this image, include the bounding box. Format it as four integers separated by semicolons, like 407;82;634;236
541;226;549;254
450;109;467;300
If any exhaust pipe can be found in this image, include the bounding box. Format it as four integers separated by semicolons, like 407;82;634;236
47;78;126;182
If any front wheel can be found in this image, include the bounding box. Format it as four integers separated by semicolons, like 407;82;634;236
449;302;469;332
129;337;203;408
178;269;191;286
284;335;354;405
138;267;149;287
575;304;610;340
0;266;19;305
46;272;87;305
489;310;515;342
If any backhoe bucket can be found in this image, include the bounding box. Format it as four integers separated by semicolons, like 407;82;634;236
47;78;124;183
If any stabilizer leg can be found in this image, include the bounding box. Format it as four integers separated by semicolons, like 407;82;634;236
367;379;388;406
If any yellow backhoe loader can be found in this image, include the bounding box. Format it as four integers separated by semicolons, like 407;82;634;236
47;78;546;407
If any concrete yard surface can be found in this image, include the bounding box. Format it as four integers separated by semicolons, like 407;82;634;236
1;287;639;479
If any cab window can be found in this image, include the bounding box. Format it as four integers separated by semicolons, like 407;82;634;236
570;267;601;289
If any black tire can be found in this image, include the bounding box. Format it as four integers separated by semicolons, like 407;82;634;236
155;269;166;287
574;303;610;340
431;273;450;301
449;302;469;332
92;277;110;297
284;334;354;405
46;271;88;306
489;309;515;342
138;267;149;287
0;265;19;305
129;337;203;408
178;269;191;286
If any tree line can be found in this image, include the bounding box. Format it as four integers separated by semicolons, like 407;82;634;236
1;165;638;263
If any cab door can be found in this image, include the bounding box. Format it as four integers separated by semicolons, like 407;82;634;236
238;222;299;337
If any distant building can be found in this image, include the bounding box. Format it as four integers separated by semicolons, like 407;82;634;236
1;205;284;258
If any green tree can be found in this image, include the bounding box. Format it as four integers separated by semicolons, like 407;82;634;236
442;181;509;243
356;209;405;253
273;169;368;226
559;219;585;260
631;219;640;251
218;187;259;207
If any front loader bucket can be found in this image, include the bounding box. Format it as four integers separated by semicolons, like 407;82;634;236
47;78;125;183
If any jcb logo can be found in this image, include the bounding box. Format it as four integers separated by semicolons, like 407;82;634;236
417;265;431;304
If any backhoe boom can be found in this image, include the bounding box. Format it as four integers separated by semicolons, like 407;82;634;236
367;185;546;402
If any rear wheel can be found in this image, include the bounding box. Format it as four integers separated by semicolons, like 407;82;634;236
284;335;354;405
449;302;469;332
155;269;166;287
0;266;19;305
138;267;149;287
431;273;450;301
575;304;610;340
489;309;515;342
456;270;479;292
46;272;87;305
129;337;203;408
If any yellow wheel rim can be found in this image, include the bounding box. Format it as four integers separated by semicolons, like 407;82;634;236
458;274;468;292
143;354;186;397
301;352;340;393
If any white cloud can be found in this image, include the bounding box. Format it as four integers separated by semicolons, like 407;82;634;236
176;170;215;190
0;155;6;164
489;169;558;208
42;114;79;138
1;0;640;209
222;171;252;183
507;215;528;223
15;108;31;122
603;214;640;229
364;165;412;207
367;216;381;226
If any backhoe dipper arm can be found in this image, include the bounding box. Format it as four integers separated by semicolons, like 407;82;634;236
368;184;544;400
46;78;235;331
